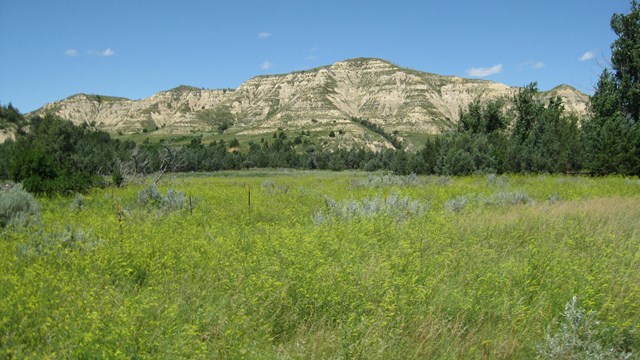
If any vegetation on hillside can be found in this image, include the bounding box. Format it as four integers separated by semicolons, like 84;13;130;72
0;103;27;135
351;117;403;149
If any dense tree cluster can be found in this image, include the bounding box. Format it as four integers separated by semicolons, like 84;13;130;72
152;132;417;174
0;109;133;194
430;1;640;176
582;0;640;175
427;84;583;176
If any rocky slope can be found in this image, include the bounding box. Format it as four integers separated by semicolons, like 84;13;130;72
34;58;590;147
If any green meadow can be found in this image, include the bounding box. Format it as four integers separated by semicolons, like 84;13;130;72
1;171;639;358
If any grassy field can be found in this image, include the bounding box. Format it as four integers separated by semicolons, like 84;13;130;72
1;171;639;358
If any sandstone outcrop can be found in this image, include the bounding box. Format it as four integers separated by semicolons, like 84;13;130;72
34;58;590;149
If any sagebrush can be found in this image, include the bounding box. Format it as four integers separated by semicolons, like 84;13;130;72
0;183;40;228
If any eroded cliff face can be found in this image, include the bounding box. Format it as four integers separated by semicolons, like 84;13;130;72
35;58;590;144
39;86;230;134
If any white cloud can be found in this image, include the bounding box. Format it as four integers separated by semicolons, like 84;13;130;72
579;51;595;61
64;48;78;57
260;60;272;70
532;61;545;69
100;48;114;57
518;61;545;71
258;32;272;39
305;46;319;60
466;64;503;77
88;48;115;57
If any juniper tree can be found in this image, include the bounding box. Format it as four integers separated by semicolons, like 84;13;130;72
585;0;640;175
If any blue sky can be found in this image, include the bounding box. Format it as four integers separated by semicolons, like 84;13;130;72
0;0;631;112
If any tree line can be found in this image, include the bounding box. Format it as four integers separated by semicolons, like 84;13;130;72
1;1;639;194
0;110;134;194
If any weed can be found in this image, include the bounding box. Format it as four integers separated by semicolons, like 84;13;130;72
436;175;452;185
311;210;327;225
479;191;534;206
261;180;290;194
624;178;640;186
261;180;275;189
56;225;104;252
70;193;85;211
353;173;420;188
487;174;508;188
487;173;497;185
548;193;561;205
445;196;468;213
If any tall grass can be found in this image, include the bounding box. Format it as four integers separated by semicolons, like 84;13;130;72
0;173;638;358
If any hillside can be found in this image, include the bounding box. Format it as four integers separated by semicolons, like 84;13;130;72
34;58;590;150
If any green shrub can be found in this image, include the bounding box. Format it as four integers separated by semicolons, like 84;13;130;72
137;184;187;212
538;297;633;359
18;225;104;258
137;184;163;206
0;183;40;228
261;180;276;189
55;226;104;252
479;191;534;206
436;175;452;185
5;114;121;195
162;189;187;211
70;193;84;211
445;196;469;213
487;174;508;187
112;168;124;187
313;193;427;224
353;173;420;188
261;180;290;195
